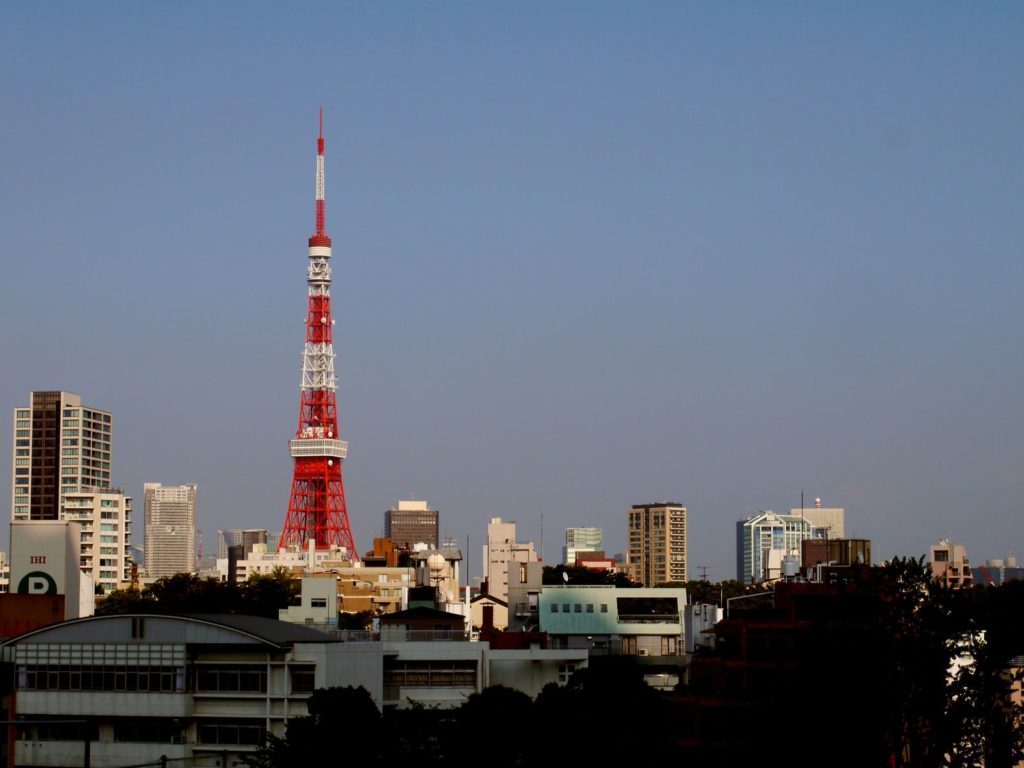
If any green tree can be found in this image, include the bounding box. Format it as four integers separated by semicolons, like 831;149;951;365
240;568;300;618
244;686;381;768
96;568;299;618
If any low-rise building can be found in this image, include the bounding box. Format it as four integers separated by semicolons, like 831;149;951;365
539;585;686;657
2;611;588;765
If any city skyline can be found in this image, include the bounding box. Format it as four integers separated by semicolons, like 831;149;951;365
1;5;1022;578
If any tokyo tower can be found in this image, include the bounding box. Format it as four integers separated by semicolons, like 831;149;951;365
278;110;357;556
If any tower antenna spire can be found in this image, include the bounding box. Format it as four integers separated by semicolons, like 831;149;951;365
313;107;328;243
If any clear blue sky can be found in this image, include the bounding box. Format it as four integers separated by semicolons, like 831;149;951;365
2;3;1022;580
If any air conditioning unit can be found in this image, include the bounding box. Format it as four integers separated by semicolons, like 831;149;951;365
638;648;650;657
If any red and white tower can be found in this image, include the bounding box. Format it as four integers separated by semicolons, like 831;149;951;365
278;110;357;556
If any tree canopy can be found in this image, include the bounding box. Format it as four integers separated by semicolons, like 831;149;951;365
96;568;299;618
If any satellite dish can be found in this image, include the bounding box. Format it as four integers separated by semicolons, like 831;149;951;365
562;571;569;583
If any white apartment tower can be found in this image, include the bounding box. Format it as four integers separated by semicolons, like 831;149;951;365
628;502;688;586
482;517;537;603
563;527;603;565
144;483;197;578
11;391;112;522
62;487;133;593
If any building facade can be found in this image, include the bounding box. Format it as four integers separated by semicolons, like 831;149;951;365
482;517;537;603
2;612;588;766
217;528;269;560
736;511;814;584
61;487;133;593
384;499;440;548
930;538;973;588
11;391;112;522
563;527;603;566
789;501;846;539
627;502;688;586
144;483;197;578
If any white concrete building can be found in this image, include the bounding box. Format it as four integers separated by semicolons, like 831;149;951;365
144;483;197;578
2;611;588;766
8;520;94;618
61;487;133;594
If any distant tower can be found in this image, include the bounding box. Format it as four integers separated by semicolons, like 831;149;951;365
278;110;357;555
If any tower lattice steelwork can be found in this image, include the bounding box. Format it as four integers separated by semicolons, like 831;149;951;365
278;110;357;555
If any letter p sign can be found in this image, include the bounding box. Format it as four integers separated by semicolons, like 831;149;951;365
17;571;57;595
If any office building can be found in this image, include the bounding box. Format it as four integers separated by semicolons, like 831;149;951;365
144;483;197;578
11;391;112;522
563;527;603;566
972;556;1024;586
627;502;688;586
482;517;537;603
385;499;440;548
736;511;814;584
217;528;269;560
61;487;133;593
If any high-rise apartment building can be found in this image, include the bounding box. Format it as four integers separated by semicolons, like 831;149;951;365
563;527;603;565
62;487;133;593
627;502;688;586
144;483;197;578
384;499;440;548
11;391;112;521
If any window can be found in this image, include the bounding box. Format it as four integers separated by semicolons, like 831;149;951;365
198;720;265;746
586;604;594;613
550;604;558;613
310;598;327;608
600;604;608;613
195;665;267;693
574;604;582;613
383;660;476;688
113;719;183;743
18;664;184;692
290;665;315;693
562;604;570;613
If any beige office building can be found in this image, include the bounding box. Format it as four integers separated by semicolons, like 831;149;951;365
144;483;197;578
627;501;687;586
